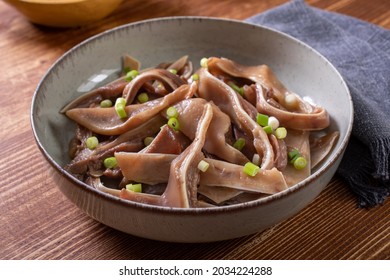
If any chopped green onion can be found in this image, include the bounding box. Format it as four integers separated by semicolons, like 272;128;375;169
275;127;287;139
268;116;279;130
143;136;154;146
100;99;113;108
243;162;260;177
115;97;126;106
115;102;127;119
233;138;246;151
288;149;301;163
85;136;99;150
166;106;179;118
293;156;307;170
137;92;149;103
191;73;199;81
200;57;208;68
126;183;142;192
263;125;273;134
167;117;180;131
115;104;127;118
228;81;244;96
103;157;117;169
168;68;177;74
256;113;269;127
115;98;127;118
197;160;210;172
125;69;139;81
288;148;307;170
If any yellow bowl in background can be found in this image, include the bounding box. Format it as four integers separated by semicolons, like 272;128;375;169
4;0;124;27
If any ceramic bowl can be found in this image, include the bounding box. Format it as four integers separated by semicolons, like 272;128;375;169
31;17;353;242
4;0;123;27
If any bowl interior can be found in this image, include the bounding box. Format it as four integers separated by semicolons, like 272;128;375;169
31;16;352;207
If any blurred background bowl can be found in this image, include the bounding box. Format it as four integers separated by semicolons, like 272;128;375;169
31;17;353;242
4;0;123;27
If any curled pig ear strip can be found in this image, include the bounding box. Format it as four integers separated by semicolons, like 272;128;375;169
171;98;249;165
122;68;185;104
200;158;287;194
60;77;128;113
116;103;213;207
256;83;330;131
269;134;288;171
161;103;213;208
66;83;196;135
116;154;288;196
207;57;330;131
116;153;176;185
66;140;143;175
141;124;191;155
282;130;311;187
165;55;193;80
166;55;189;71
207;57;288;103
197;68;275;170
94;115;166;153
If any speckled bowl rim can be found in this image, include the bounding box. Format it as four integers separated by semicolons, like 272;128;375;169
31;16;353;216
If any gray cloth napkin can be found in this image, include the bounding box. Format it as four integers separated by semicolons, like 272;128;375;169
246;0;390;207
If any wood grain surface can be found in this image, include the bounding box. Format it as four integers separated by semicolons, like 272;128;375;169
0;0;389;260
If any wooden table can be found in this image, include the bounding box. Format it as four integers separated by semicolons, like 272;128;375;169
1;0;389;260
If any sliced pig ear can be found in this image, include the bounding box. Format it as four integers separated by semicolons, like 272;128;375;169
60;77;128;113
165;55;193;79
116;152;176;185
162;103;214;208
166;55;188;70
198;185;243;205
120;188;162;206
207;57;289;103
122;53;141;73
122;68;186;104
172;98;249;165
256;84;330;131
197;68;275;170
96;177;163;206
207;57;330;131
95;114;166;153
269;134;288;171
115;103;214;208
200;159;287;194
66;83;196;136
198;157;288;205
283;130;311;187
142;124;191;155
310;131;340;169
